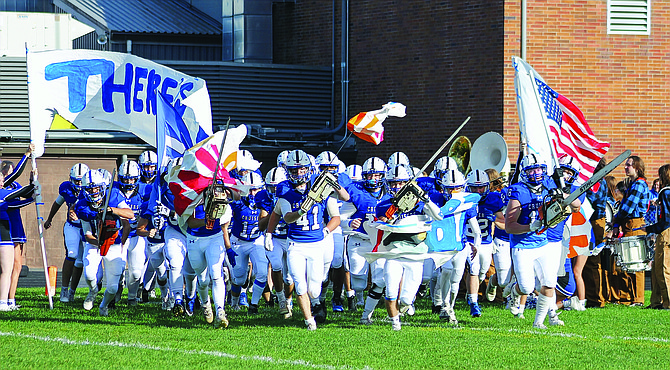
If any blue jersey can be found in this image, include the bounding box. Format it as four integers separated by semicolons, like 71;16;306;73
186;204;223;237
466;191;504;245
111;187;143;236
74;195;126;245
58;181;83;227
347;185;391;234
256;189;287;238
277;180;326;243
139;194;165;244
545;180;586;242
138;181;154;203
493;189;510;241
417;176;443;200
230;199;261;241
507;182;548;249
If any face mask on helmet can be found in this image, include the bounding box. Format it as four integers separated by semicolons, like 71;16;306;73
82;170;106;207
285;150;312;185
138;151;158;181
558;156;581;185
386;165;411;195
433;156;458;181
520;154;547;186
466;169;490;197
242;172;264;205
264;167;287;196
69;163;90;193
362;157;387;190
118;161;141;193
441;169;466;193
316;151;339;174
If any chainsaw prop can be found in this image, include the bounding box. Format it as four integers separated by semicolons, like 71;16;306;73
203;181;235;229
96;209;120;256
536;149;631;234
384;180;426;220
300;171;341;214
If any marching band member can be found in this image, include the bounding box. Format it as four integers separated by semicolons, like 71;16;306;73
76;170;133;316
226;172;267;314
45;163;89;303
267;149;347;330
612;155;650;306
583;158;610;308
645;164;670;309
464;169;505;317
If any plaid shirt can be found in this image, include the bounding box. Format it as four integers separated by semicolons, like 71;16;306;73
615;178;650;225
647;188;670;234
586;179;608;221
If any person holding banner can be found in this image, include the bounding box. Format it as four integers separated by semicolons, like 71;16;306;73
0;158;36;312
612;156;651;306
645;164;670;309
583;158;610;308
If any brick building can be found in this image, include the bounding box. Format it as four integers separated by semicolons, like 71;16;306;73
275;0;667;176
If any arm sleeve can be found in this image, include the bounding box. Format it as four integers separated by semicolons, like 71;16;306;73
3;154;29;186
277;198;292;217
326;198;340;217
468;216;482;247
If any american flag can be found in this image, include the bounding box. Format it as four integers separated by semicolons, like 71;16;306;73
534;78;611;184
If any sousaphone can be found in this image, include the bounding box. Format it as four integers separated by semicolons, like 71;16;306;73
470;132;510;182
448;136;471;174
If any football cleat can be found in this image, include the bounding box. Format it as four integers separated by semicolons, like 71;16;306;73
416;284;427;299
128;298;138;307
278;299;289;315
438;307;450;320
231;302;242;311
359;317;374;325
391;321;402;331
469;301;482;317
332;297;344;313
347;295;357;312
548;312;564;326
248;303;259;315
185;296;195;316
515;312;526;320
432;304;442;314
284;300;293;319
173;299;185;317
99;306;109;317
0;304;11;312
141;289;150;303
60;289;70;303
238;292;249;307
83;287;99;311
306;319;317;331
485;279;497;302
215;308;229;329
533;322;548;330
203;302;214;324
312;303;327;323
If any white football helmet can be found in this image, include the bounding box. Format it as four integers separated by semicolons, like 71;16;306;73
285;150;312;185
277;150;290;168
265;167;288;186
441;169;466;190
69;163;89;192
559;155;581;185
138;150;158;181
345;164;363;181
241;171;264;189
81;169;106;207
97;168;112;187
316;151;339;166
386;165;412;195
118;160;141;192
520;153;547;186
387;152;411;169
362;157;387;190
434;156;458;180
466;169;490;196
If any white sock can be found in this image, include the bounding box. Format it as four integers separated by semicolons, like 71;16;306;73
8;299;15;306
276;290;286;302
347;290;355;298
534;293;551;325
548;299;558;318
468;293;478;304
363;296;379;316
391;315;400;324
579;299;586;308
305;317;316;326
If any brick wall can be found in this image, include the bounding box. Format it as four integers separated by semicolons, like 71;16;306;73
275;1;505;169
3;156;117;268
504;0;670;181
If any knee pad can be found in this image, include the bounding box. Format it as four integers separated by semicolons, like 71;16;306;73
368;284;384;300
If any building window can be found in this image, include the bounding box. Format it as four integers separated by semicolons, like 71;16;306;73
607;0;650;35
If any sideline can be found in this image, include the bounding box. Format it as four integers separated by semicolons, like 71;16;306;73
0;331;373;370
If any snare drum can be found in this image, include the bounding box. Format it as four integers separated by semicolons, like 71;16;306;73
612;235;654;272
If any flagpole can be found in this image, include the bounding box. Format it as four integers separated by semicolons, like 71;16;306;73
527;67;565;189
26;43;53;309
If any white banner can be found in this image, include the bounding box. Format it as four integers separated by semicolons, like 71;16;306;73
27;49;211;157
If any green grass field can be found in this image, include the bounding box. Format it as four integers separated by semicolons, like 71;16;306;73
1;288;669;369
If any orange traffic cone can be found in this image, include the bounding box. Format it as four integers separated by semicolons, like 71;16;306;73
46;265;57;297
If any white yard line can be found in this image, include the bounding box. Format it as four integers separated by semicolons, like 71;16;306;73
0;331;372;370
